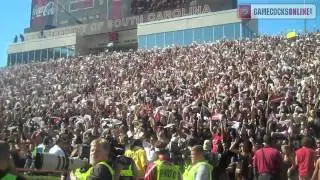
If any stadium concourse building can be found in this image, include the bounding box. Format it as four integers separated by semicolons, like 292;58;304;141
6;0;257;66
137;9;258;49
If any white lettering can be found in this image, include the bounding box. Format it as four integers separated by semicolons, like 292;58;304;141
121;18;129;27
181;8;188;17
193;6;202;15
90;23;97;32
32;2;55;18
127;16;135;26
156;12;164;21
172;9;182;18
202;4;211;14
147;13;156;22
164;10;172;19
139;15;144;24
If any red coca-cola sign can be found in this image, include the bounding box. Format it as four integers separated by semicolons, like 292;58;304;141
31;0;56;26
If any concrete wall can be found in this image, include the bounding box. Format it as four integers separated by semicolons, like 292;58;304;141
118;29;137;44
7;33;77;54
138;9;241;36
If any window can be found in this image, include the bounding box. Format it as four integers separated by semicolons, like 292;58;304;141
29;51;35;62
203;26;214;43
214;25;223;42
146;34;156;49
164;32;174;47
23;52;28;64
35;50;41;61
235;23;241;40
61;47;68;58
48;48;54;60
155;33;164;48
173;30;183;46
7;55;10;66
242;22;253;39
194;28;203;43
41;49;48;61
224;23;235;40
17;53;22;64
68;46;75;58
138;36;147;49
184;29;193;45
54;48;61;59
11;54;17;66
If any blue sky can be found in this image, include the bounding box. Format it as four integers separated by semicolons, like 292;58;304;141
0;0;31;67
0;0;319;67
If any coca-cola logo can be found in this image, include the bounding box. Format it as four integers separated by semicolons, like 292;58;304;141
32;1;56;19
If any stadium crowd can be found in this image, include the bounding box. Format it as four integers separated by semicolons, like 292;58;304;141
1;32;320;180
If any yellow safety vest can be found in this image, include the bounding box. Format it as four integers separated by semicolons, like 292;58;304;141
124;148;145;177
183;161;213;180
124;149;135;159
154;160;180;180
120;164;133;177
1;173;17;180
75;161;115;180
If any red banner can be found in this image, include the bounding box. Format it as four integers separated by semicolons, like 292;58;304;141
112;0;122;20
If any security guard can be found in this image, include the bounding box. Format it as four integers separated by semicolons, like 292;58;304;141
124;139;147;177
183;145;213;180
0;141;25;180
73;138;115;180
116;147;137;180
144;142;181;180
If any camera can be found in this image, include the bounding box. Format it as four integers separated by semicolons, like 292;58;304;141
34;153;89;171
111;147;132;169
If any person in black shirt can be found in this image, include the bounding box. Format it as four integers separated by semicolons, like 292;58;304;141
89;164;113;180
88;138;115;180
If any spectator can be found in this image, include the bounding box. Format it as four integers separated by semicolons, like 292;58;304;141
125;139;148;177
253;135;282;180
0;141;26;180
2;32;320;180
183;145;213;180
290;137;316;180
144;142;181;180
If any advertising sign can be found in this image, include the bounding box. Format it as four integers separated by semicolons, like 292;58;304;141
69;0;95;12
31;0;57;27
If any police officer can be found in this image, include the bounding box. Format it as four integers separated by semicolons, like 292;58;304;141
74;138;115;180
124;139;147;178
115;147;138;180
144;142;181;180
183;145;213;180
0;141;26;180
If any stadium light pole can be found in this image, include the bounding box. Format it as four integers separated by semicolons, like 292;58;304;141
107;0;109;20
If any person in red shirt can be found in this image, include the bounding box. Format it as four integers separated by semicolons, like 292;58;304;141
315;139;320;159
253;135;282;180
290;137;315;180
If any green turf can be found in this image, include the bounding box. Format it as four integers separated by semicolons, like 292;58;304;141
24;176;60;180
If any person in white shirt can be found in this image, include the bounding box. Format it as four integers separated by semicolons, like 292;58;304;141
48;136;68;157
36;137;52;153
143;136;157;162
48;135;70;180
